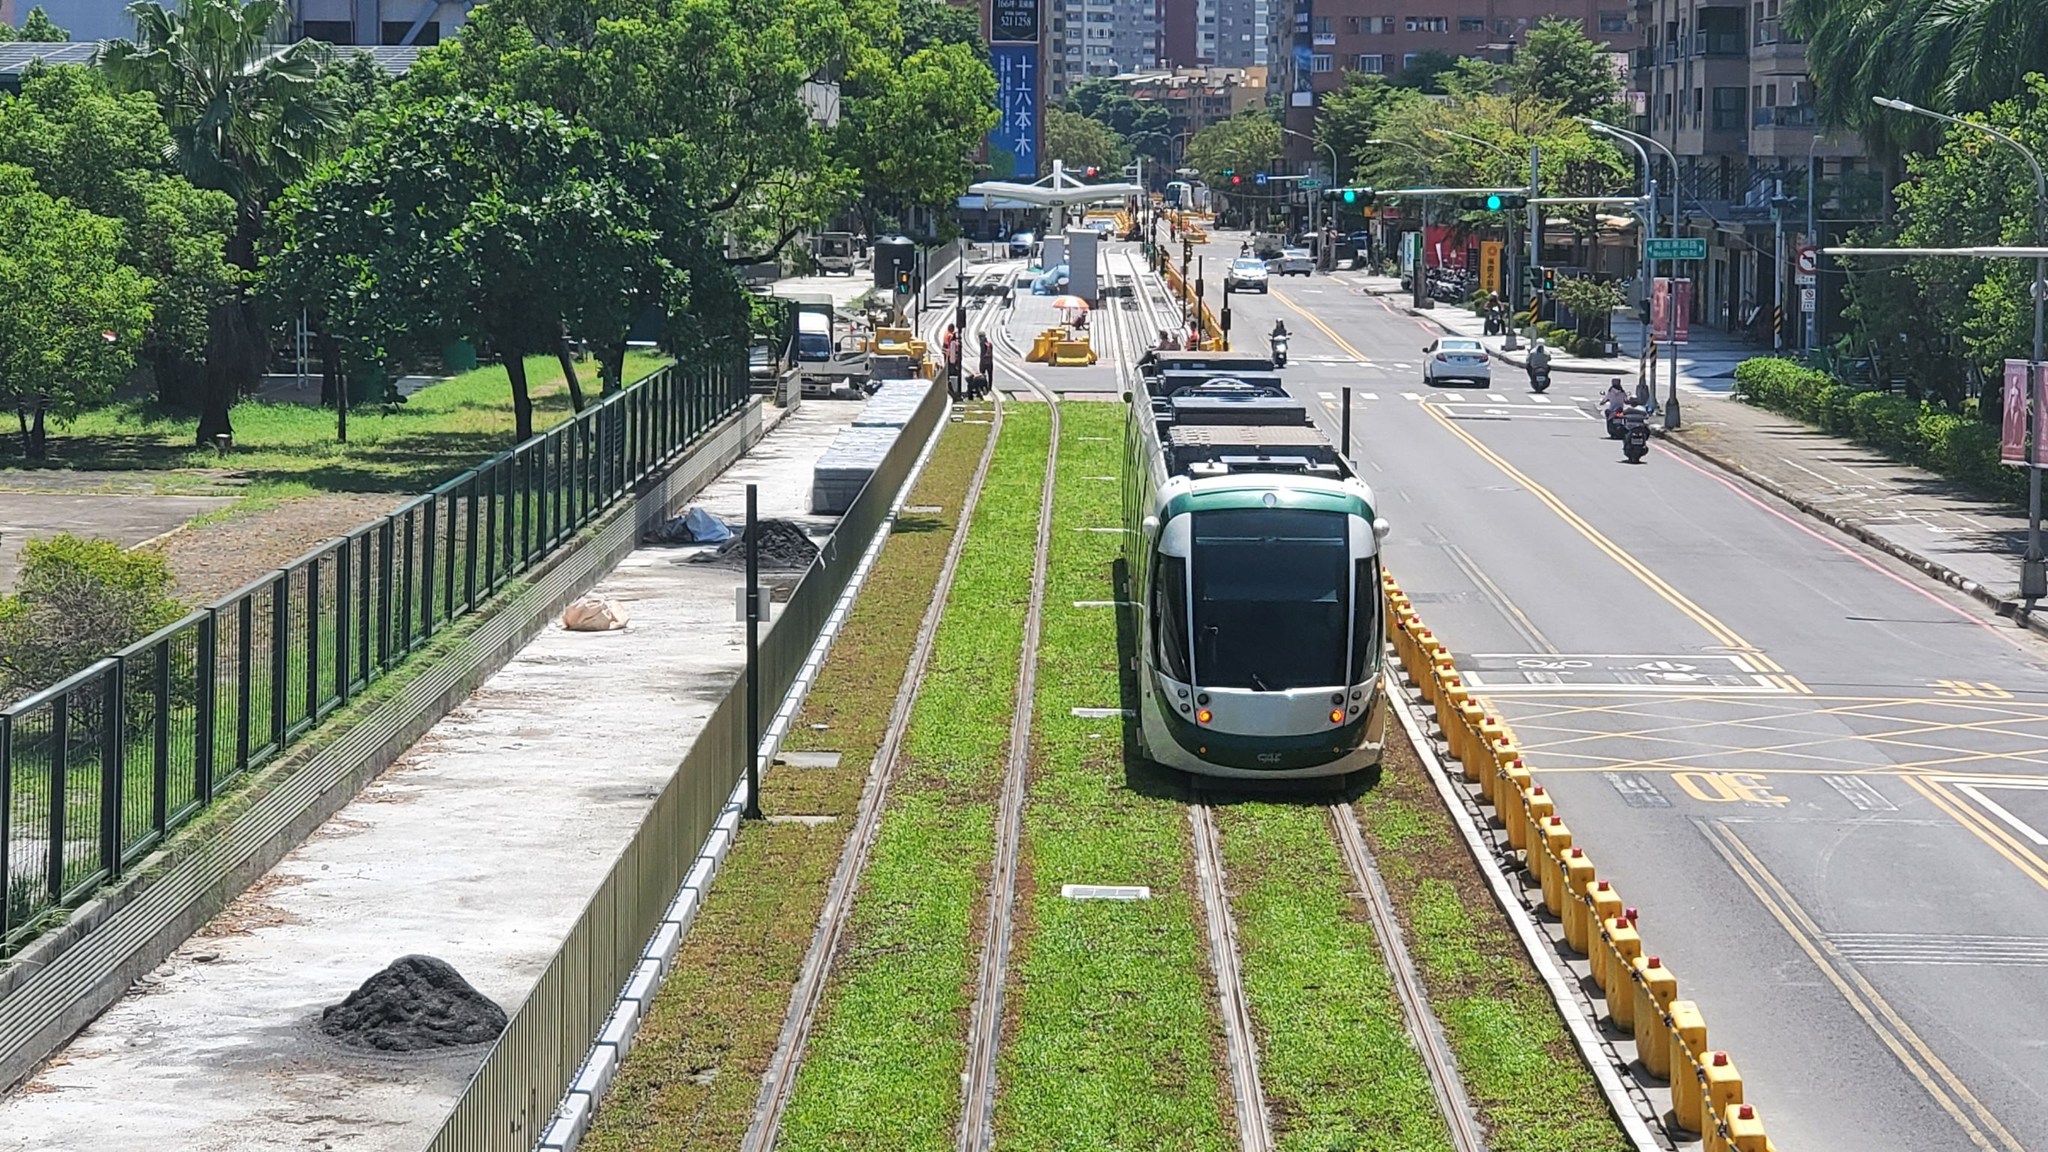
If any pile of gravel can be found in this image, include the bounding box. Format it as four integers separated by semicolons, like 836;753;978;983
686;518;820;570
319;955;507;1052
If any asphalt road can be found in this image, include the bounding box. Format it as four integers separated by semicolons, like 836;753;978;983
1175;231;2048;1152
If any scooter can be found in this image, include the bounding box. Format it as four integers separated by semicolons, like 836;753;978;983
1528;365;1551;393
1622;403;1651;463
1604;404;1627;440
1271;332;1290;367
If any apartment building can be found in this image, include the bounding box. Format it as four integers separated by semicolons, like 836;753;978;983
1115;66;1271;141
1277;3;1617;170
1631;0;1862;338
1049;0;1161;96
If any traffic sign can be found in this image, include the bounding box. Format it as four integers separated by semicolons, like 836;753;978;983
1301;177;1322;190
1795;272;1815;286
1800;286;1816;312
1254;172;1268;186
1646;237;1707;261
1796;245;1818;275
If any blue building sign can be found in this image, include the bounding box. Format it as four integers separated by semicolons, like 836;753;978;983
989;43;1038;180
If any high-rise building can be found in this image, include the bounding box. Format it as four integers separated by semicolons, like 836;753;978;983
0;0;474;45
1213;0;1272;67
1629;0;1863;337
1050;0;1161;95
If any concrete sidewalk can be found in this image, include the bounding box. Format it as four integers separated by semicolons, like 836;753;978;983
0;399;870;1152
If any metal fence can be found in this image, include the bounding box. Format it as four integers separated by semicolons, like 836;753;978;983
426;377;946;1152
0;360;750;952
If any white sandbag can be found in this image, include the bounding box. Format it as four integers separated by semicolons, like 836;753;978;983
561;596;630;632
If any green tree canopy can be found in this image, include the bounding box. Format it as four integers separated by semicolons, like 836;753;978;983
0;65;238;408
1043;106;1129;172
1393;50;1460;93
1507;17;1622;118
1316;72;1401;185
1184;110;1280;192
0;6;69;41
833;37;996;239
103;0;346;444
901;0;983;53
0;167;154;457
1065;77;1174;173
1791;0;2048;138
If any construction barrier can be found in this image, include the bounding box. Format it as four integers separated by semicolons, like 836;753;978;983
1155;254;1227;351
1380;570;1779;1152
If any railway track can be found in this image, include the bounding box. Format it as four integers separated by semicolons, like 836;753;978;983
741;263;1027;1152
1124;246;1489;1152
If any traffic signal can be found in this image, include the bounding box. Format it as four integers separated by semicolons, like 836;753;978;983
1222;168;1234;182
895;270;912;296
1322;187;1375;205
1230;173;1242;185
1541;267;1557;292
1458;193;1528;211
1525;265;1545;294
1084;166;1099;178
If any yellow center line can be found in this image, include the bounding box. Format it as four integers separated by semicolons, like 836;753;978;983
1701;819;2026;1152
1276;284;1782;667
1902;774;2048;894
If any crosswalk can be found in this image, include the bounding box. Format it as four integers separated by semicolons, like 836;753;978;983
1307;390;1625;407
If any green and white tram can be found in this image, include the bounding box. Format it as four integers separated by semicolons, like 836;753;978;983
1122;370;1390;779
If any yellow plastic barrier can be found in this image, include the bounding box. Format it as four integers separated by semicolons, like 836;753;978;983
1668;1001;1709;1126
1631;955;1679;1078
1563;850;1596;950
1538;818;1572;916
1598;916;1641;1009
1053;338;1098;366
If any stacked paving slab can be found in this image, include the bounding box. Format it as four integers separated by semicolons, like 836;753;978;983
810;380;932;514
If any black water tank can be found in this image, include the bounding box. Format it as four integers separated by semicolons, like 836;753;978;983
873;235;917;290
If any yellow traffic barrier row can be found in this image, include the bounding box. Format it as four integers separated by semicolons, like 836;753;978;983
1155;254;1227;351
1382;570;1781;1152
1026;327;1097;366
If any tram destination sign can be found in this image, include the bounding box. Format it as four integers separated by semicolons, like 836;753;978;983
991;0;1040;41
1646;237;1707;261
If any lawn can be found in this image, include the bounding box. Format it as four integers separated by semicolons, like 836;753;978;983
2;352;667;496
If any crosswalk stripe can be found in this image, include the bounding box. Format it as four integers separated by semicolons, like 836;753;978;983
1487;393;1507;403
1358;392;1378;401
1401;392;1421;401
1530;394;1552;404
1318;391;1335;400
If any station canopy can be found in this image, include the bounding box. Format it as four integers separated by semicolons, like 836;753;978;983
967;160;1143;210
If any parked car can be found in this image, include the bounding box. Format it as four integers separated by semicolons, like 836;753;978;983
1270;248;1314;276
1008;231;1036;257
1422;337;1491;385
1225;257;1270;293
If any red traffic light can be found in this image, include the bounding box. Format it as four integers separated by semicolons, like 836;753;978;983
1085;166;1099;177
1230;174;1241;185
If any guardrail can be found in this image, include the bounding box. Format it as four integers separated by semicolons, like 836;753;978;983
425;375;946;1152
1382;570;1777;1152
1;360;749;954
1154;250;1226;350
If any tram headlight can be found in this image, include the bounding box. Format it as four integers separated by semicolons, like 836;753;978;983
1329;709;1345;724
1196;708;1212;724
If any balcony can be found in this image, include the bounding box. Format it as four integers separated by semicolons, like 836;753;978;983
1312;31;1335;45
1752;18;1807;62
1693;31;1743;56
1752;104;1816;128
1751;104;1822;156
1631;46;1658;70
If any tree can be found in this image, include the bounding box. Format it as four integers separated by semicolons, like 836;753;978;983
0;168;155;458
0;66;238;410
0;6;69;41
1065;77;1174;173
103;0;344;446
1507;17;1622;118
833;40;997;239
901;0;983;53
1043;106;1129;172
1792;0;2048;134
1393;50;1460;94
1185;110;1281;193
1316;73;1404;185
264;98;673;442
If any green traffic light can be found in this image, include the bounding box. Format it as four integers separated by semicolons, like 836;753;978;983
1485;194;1503;211
1343;189;1357;204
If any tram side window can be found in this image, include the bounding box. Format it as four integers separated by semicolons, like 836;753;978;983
1350;557;1381;684
1153;554;1192;682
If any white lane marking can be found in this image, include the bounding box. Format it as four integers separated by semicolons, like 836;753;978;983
1318;391;1335;400
1357;392;1378;401
1530;394;1552;404
1488;393;1507;403
1401;392;1422;401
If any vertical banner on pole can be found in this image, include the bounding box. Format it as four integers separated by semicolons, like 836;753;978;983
2003;359;2036;466
1650;277;1694;343
1479;241;1503;296
987;0;1040;180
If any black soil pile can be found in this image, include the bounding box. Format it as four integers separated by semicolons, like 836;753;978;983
319;955;508;1052
687;518;820;570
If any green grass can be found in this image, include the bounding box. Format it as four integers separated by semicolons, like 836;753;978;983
1353;741;1633;1152
775;406;1050;1152
4;352;667;495
994;403;1233;1152
579;407;998;1151
1213;802;1455;1151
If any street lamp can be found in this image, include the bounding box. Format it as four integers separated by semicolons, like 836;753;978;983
1873;94;2048;602
1280;126;1339;238
1428;128;1534;330
1582;123;1656;397
1583;117;1683;428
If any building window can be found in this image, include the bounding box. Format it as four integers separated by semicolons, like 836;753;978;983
1356;53;1384;73
1712;86;1744;130
1311;53;1333;71
380;21;437;45
1403;51;1424;69
1406;16;1447;32
1458;16;1483;32
1598;10;1628;32
301;19;352;43
1313;15;1331;32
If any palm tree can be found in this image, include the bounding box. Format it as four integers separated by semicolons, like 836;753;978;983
1794;0;2048;129
102;0;340;444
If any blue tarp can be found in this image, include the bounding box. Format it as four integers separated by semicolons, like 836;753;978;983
1032;264;1070;294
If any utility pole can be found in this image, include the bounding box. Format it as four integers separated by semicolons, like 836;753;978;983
743;483;763;821
1806;148;1820;351
1527;144;1541;311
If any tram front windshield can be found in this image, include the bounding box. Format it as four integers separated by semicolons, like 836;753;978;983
1190;507;1348;691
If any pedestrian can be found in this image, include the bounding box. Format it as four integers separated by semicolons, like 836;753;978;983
945;336;963;400
977;334;994;398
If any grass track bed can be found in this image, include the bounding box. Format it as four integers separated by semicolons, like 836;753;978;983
775;405;1052;1152
995;402;1233;1152
1211;802;1454;1151
1352;734;1632;1152
579;403;993;1152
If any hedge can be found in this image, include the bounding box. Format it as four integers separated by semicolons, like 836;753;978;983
1731;358;2025;504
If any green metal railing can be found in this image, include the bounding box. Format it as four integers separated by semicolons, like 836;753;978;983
1;359;749;952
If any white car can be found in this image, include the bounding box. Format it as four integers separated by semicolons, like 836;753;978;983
1422;337;1491;385
1225;257;1270;293
1270;248;1313;276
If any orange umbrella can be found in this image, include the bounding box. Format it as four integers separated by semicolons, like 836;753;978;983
1050;295;1090;311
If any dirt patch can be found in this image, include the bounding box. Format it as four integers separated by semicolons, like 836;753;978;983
149;493;401;603
196;871;308;939
318;955;507;1052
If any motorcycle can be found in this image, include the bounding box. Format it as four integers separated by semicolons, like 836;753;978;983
1603;402;1627;440
1528;364;1551;393
1622;403;1651;462
1271;332;1290;367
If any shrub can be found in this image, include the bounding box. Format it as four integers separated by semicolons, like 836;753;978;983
0;535;186;700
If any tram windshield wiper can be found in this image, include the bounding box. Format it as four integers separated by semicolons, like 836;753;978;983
1249;672;1271;692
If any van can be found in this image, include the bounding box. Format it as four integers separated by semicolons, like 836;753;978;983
815;232;857;275
795;309;833;362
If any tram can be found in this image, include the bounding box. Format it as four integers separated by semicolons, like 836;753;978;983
1122;363;1390;778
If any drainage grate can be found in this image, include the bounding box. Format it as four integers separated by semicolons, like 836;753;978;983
1061;884;1151;901
1070;707;1132;719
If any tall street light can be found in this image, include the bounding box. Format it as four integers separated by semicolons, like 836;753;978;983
1584;118;1683;428
1429;128;1534;323
1368;137;1432;288
1280;126;1339;240
1581;123;1656;398
1874;95;2048;601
